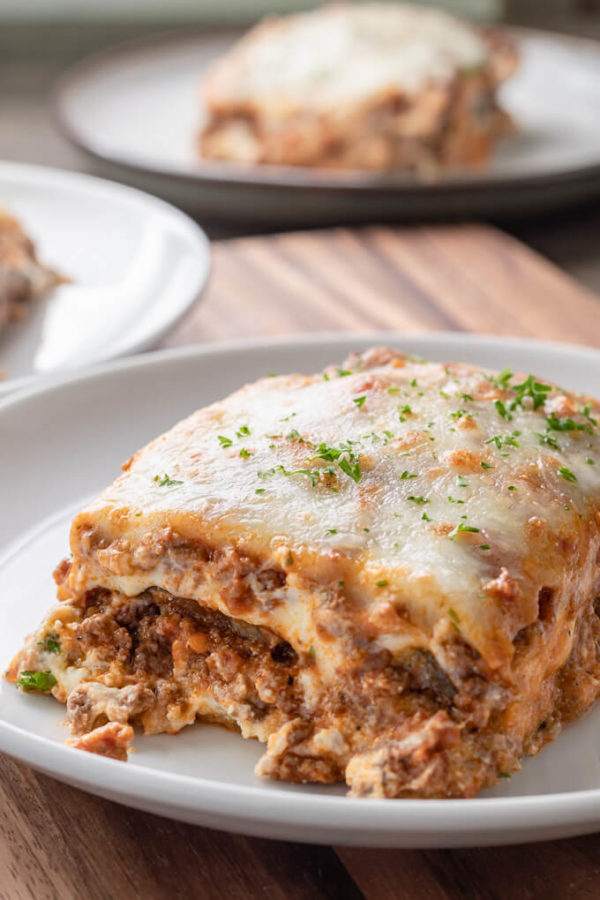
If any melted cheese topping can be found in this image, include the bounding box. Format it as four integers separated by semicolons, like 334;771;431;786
73;350;600;674
207;4;487;108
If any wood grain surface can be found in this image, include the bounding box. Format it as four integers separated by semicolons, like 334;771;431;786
3;224;600;900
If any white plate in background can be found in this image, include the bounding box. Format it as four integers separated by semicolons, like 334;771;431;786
0;162;210;393
1;333;600;847
54;28;600;224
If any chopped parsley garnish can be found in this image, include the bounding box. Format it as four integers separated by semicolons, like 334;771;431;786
449;409;467;420
353;396;366;407
485;432;520;451
586;458;596;465
448;608;460;625
325;528;338;535
421;512;432;522
153;473;183;487
494;399;513;421
239;448;251;458
508;485;517;491
407;495;429;505
546;413;593;435
456;475;470;488
581;404;598;426
311;443;362;483
218;435;233;448
461;393;474;402
558;466;577;483
337;369;352;377
236;425;251;438
494;368;513;388
375;579;389;588
255;488;266;494
398;404;412;421
285;551;294;566
479;544;491;550
286;429;304;442
448;522;480;539
447;495;465;504
16;671;57;692
410;379;418;388
509;374;551;411
338;457;361;483
498;771;511;779
38;634;61;654
481;461;493;469
401;470;417;480
308;645;316;658
536;431;560;450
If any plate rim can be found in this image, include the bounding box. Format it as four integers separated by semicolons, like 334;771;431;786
0;160;212;395
1;331;600;845
53;25;600;195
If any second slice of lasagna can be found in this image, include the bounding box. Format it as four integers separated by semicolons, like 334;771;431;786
8;348;600;797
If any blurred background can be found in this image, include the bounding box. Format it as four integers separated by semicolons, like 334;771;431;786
1;0;600;290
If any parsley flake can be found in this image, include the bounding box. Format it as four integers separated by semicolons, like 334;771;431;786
449;522;480;539
353;396;366;407
153;473;183;487
407;495;429;505
558;466;577;483
494;399;513;421
401;470;417;480
546;414;593;435
375;579;389;588
16;671;57;692
218;435;233;448
38;634;60;654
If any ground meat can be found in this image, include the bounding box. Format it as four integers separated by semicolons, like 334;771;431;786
67;722;134;761
66;682;154;735
344;710;461;798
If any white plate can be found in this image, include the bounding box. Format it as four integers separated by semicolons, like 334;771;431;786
1;333;600;848
54;28;600;224
0;162;210;394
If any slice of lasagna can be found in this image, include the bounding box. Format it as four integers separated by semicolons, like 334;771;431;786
8;348;600;797
200;4;517;173
0;208;60;334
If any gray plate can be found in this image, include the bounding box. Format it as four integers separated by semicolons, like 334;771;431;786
54;27;600;225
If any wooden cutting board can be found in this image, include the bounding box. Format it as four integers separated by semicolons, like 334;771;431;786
165;223;600;349
3;224;600;900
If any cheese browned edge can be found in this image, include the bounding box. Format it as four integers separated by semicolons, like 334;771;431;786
7;347;600;795
199;4;518;173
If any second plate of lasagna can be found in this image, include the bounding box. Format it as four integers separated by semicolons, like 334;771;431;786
1;333;599;847
55;5;600;223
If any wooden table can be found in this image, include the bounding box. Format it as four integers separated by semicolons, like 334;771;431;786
3;224;600;899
